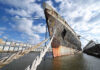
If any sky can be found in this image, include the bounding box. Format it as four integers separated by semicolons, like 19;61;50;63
0;0;100;48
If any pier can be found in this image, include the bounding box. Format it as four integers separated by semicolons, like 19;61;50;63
0;39;52;53
0;37;53;69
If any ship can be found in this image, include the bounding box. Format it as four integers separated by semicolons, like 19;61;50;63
83;40;100;57
43;3;82;57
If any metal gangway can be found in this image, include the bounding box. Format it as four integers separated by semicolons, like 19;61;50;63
0;29;56;70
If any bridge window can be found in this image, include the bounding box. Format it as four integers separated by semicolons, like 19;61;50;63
61;29;66;39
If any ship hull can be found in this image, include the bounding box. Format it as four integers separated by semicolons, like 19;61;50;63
43;3;81;57
83;44;100;58
52;45;76;57
83;40;100;58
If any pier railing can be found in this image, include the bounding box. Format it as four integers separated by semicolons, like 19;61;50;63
0;38;49;68
0;39;34;53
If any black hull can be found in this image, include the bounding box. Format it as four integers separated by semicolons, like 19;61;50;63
83;44;100;58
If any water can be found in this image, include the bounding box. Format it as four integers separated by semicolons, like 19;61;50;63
0;52;100;70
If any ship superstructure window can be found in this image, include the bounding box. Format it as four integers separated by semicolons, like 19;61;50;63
61;29;66;39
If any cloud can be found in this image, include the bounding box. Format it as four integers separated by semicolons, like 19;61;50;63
9;16;46;44
32;23;46;33
46;0;57;11
0;0;47;44
0;27;6;36
55;0;62;3
73;16;83;22
0;27;6;31
28;36;40;45
88;13;100;22
1;0;44;18
1;0;100;47
6;8;30;17
20;33;40;44
56;0;100;22
10;17;39;38
90;25;100;34
54;0;100;48
2;36;8;39
0;0;35;8
46;0;53;6
0;31;4;36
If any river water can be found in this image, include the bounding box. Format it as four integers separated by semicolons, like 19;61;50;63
0;52;100;70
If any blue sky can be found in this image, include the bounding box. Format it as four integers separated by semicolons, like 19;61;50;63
0;0;100;48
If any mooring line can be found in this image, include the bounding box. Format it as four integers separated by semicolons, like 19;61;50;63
0;38;49;69
25;29;56;70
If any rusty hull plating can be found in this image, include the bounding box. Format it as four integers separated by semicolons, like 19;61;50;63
43;3;82;57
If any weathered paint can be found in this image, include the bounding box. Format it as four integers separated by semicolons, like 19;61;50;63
52;45;78;57
52;47;61;57
43;3;82;57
